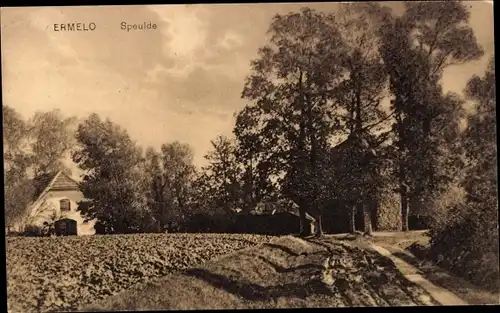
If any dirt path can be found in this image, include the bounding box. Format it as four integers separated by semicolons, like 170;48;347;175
370;244;468;305
81;236;443;311
374;242;500;305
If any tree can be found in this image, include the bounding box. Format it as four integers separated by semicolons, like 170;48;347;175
143;142;196;231
161;142;196;213
27;109;77;199
462;56;497;251
4;173;34;231
238;5;397;236
72;113;146;234
141;147;164;231
428;57;497;290
3;105;34;230
334;3;391;136
234;109;280;211
328;3;393;234
241;8;346;236
3;105;29;169
378;1;483;230
198;135;243;212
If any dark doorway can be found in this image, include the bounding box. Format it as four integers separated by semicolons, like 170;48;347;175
54;219;77;236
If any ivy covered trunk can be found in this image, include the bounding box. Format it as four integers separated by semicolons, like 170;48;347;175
363;202;372;235
349;205;356;234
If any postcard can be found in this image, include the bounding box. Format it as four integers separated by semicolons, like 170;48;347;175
1;2;497;312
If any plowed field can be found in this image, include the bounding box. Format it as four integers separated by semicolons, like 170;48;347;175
6;233;274;313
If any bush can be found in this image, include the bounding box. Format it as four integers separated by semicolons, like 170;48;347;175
6;231;23;237
408;215;434;230
23;224;42;237
427;184;466;230
428;200;499;291
182;212;235;233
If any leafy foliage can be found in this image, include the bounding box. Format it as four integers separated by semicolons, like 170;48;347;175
428;57;498;290
239;8;345;210
27;109;77;178
196;135;244;212
141;142;197;230
236;5;400;234
3;106;77;230
72;113;147;234
3;105;34;228
378;0;483;230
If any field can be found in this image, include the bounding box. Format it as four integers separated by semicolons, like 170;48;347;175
83;235;442;310
6;233;274;313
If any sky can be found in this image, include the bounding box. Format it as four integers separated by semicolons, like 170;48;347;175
1;2;495;170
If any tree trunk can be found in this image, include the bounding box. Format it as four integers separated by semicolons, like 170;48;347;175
349;205;356;234
299;205;312;236
247;158;254;209
363;202;372;235
401;195;409;231
371;197;379;232
354;81;363;131
305;89;322;238
296;71;310;237
315;214;323;237
400;163;409;232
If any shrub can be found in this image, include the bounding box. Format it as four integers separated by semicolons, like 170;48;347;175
427;184;467;230
182;212;235;233
428;200;499;291
23;224;42;237
6;231;23;237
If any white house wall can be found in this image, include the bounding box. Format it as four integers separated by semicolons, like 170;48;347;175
27;190;97;236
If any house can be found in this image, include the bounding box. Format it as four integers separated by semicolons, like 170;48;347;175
22;171;97;236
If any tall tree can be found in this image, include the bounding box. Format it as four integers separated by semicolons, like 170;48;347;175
330;3;393;234
198;135;243;213
141;147;165;231
3;105;30;170
140;143;196;231
72;113;146;234
3;105;34;230
335;3;391;136
27;109;77;199
234;109;280;211
428;57;497;290
240;8;346;236
462;56;497;251
160;142;196;227
378;1;483;230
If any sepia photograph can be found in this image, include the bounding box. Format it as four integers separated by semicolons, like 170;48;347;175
1;1;498;312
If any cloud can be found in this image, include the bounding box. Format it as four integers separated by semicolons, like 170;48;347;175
1;3;494;168
149;5;210;60
217;31;244;50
